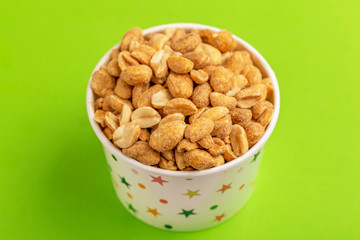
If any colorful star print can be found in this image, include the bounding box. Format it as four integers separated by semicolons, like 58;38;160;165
128;204;137;214
183;189;201;199
178;209;196;218
213;213;225;222
250;151;260;163
119;176;131;189
150;175;168;186
217;183;232;194
147;207;162;217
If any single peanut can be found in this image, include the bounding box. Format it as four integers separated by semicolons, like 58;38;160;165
122;141;160;165
191;82;212;108
208;138;226;157
120;27;143;51
130;44;156;65
185;117;214;142
214;30;237;53
244;122;265;147
118;104;132;126
230;124;249;157
171;32;201;53
113;121;140;148
210;67;234;94
94;110;106;128
190;69;209;84
114;78;132;99
184;149;215;170
210;92;237;109
229;108;252;127
211;114;232;139
104;111;119;131
183;51;210;69
91;67;115;97
167;72;193;99
150;50;169;79
167;56;194;74
103;127;113;140
242;65;262;86
163;98;197;116
149;120;186;152
223;144;237;162
139;128;150;142
118;51;139;71
107;59;121;77
175;150;188;170
177;139;200;152
158;113;185;127
132;83;149;109
213;155;225;167
120;65;152;85
151;89;173;109
197;134;215;149
109;95;133;112
137;84;164;108
200;106;229;121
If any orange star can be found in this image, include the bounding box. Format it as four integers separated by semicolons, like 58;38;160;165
146;207;162;217
216;183;232;194
213;213;225;222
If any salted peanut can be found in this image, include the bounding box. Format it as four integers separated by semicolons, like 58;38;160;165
190;69;209;84
242;65;262;86
131;107;161;128
109;95;133;112
130;44;156;65
229;108;252;127
161;150;175;162
148;33;170;51
159;157;177;171
208;138;226;157
119;104;132;126
164;98;197;116
252;101;274;119
94;98;103;110
102;90;114;111
257;107;273;127
137;84;164;108
122;141;160;165
132;83;149;109
211;114;232;139
177;139;200;152
224;136;231;144
226;74;248;97
225;51;253;74
149;120;186;152
262;77;274;100
184;149;215;170
94;110;106;127
214;30;237;52
139;128;150;142
167;56;194;74
199;29;216;46
213;155;225;167
113;122;140;148
223;144;237;162
210;92;237;109
150;50;169;79
185;117;214;142
151;89;173;109
107;59;121;77
163;45;182;57
158;113;185;127
144;32;155;41
91;67;115;97
202;65;219;76
230;124;249;157
114;78;132;99
195;43;221;65
221;52;233;65
103;127;113;140
175;150;189;170
105;111;119;132
164;27;176;38
171;28;186;43
188;107;208;124
110;49;120;60
200;106;229;121
210;67;234;93
197;134;214;149
167;72;193;98
128;40;141;52
118;51;139;72
120;65;152;86
183;51;210;69
171;32;201;53
150;75;167;85
244;122;265;147
191;82;212;108
235;84;267;108
120;27;144;51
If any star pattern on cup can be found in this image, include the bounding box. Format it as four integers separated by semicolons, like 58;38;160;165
128;204;137;214
250;151;260;163
178;209;196;218
182;189;201;199
119;175;131;189
146;206;162;217
213;213;225;222
150;175;168;186
217;183;232;194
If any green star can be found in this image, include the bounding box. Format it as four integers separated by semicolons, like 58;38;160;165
178;209;196;218
128;204;137;214
182;189;201;199
119;176;131;189
250;151;260;164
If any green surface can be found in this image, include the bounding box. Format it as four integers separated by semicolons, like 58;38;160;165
1;0;359;239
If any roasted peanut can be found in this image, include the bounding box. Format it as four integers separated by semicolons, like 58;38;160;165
197;134;215;149
103;127;113;140
151;89;173;109
229;108;252;127
130;44;156;65
184;149;215;170
171;32;201;53
139;128;150;142
226;74;248;97
110;48;120;60
242;65;262;86
210;67;234;93
113;122;140;148
223;144;237;162
183;51;210;69
199;29;216;46
252;101;274;119
200;106;229;121
262;77;274;100
114;78;132;99
148;33;170;51
120;27;143;51
210;92;237;109
122;141;160;165
91;67;115;97
244;122;265;147
188;107;208;124
175;150;188;170
150;50;169;79
214;30;237;52
107;59;121;77
137;84;164;108
94;97;103;110
257;107;273;127
161;150;175;162
109;95;133;112
158;113;185;127
163;98;197;116
190;69;209;84
102;90;114;111
119;104;132;126
211;114;232;139
213;155;225;167
230;124;249;156
132;83;149;109
104;111;119;131
159;157;177;171
235;84;267;108
131;107;161;128
225;51;252;74
167;56;194;74
120;65;152;85
118;51;139;71
191;82;212;108
149;120;186;152
195;43;221;65
177;139;200;152
94;110;106;127
185;117;214;142
167;72;193;98
208;138;226;157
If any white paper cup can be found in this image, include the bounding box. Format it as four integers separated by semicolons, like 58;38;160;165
86;23;280;232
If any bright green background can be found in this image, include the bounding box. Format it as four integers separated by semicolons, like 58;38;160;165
1;0;359;239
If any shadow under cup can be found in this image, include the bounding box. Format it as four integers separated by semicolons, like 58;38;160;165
86;23;280;232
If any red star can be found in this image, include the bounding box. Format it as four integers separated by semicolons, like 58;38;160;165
216;183;232;194
150;175;168;186
213;213;225;222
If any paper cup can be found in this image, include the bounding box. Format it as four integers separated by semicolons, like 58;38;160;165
86;23;280;232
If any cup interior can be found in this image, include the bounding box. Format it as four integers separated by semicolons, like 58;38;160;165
86;23;280;177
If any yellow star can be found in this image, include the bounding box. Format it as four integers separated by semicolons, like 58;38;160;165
183;189;201;199
146;206;162;217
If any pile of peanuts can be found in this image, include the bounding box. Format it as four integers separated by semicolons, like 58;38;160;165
91;27;274;171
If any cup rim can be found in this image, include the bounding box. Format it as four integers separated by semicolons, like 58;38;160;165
86;23;280;177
